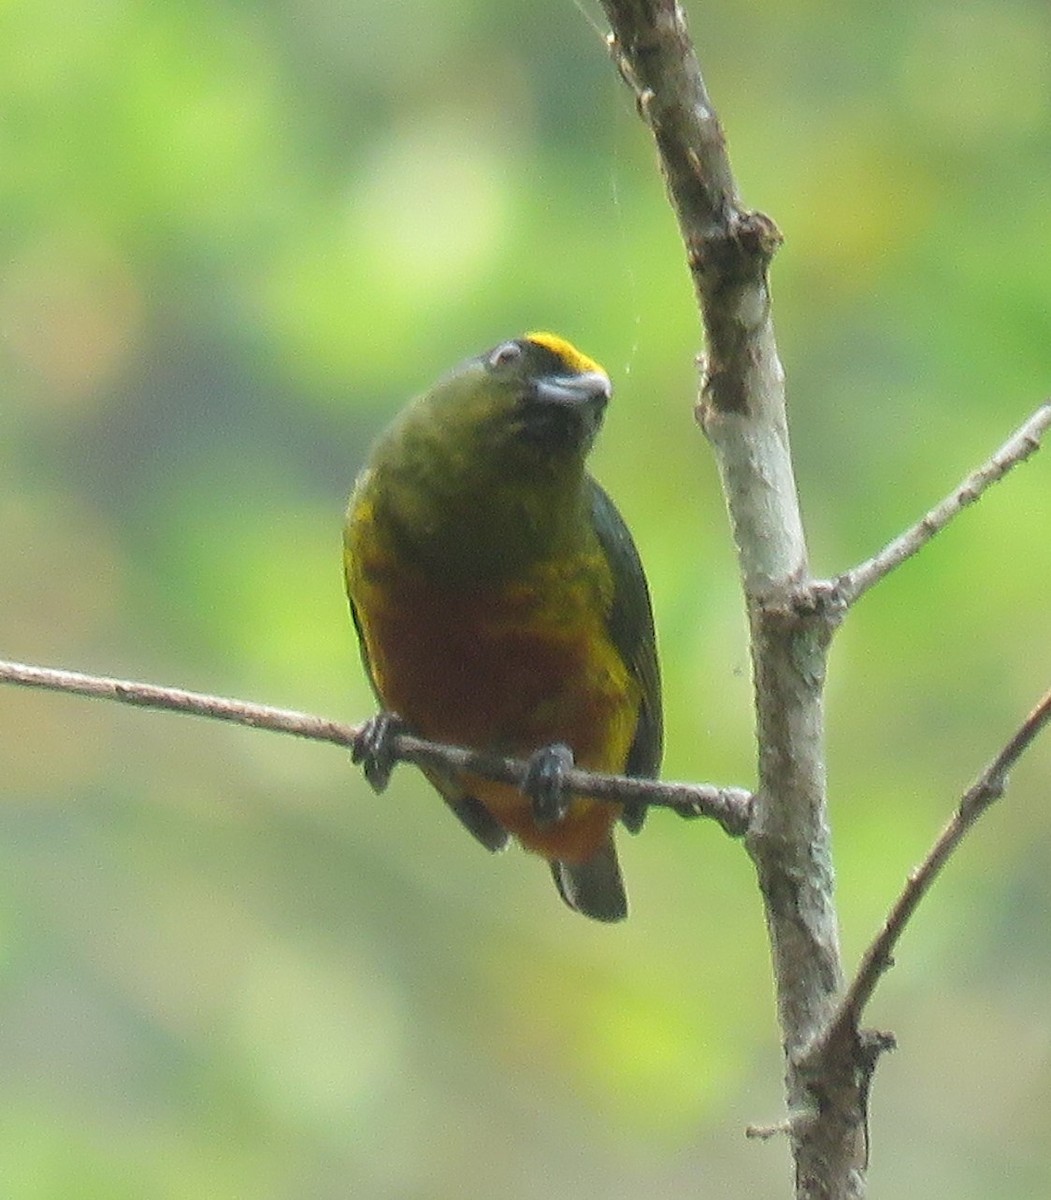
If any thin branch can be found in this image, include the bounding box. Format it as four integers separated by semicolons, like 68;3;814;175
1;658;358;745
836;402;1051;606
0;658;753;834
827;686;1051;1041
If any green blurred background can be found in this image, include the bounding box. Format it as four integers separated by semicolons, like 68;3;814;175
2;0;1050;1195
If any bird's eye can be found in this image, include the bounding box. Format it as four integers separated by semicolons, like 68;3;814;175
488;341;522;370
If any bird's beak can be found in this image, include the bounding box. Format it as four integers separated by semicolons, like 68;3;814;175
533;370;611;410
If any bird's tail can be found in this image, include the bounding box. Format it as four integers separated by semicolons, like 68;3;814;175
550;834;627;923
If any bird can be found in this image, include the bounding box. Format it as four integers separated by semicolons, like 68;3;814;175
343;332;661;921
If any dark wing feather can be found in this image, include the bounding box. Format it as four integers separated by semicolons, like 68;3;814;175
347;593;377;695
422;765;512;852
587;478;663;832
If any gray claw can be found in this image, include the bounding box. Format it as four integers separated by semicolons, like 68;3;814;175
523;742;574;827
352;712;405;793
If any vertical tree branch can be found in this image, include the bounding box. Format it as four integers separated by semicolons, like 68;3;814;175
599;2;855;1196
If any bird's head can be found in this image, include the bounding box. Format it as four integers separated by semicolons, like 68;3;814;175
359;334;612;574
411;332;612;473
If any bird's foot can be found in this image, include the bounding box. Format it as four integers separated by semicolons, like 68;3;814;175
523;742;575;827
352;711;407;793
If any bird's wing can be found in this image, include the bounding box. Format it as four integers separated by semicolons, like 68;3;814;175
587;477;663;832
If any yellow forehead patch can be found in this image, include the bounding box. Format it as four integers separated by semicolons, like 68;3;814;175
526;331;606;377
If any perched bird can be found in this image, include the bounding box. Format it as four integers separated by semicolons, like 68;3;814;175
343;333;661;921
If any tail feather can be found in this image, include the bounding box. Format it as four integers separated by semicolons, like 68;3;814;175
550;836;627;923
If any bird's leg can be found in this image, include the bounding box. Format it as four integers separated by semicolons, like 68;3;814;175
352;711;407;793
523;742;575;827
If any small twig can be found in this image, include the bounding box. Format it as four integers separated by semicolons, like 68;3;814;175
836;402;1051;606
0;658;753;834
746;1118;796;1141
827;686;1051;1040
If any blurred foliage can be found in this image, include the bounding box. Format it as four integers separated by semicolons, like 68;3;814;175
2;0;1050;1196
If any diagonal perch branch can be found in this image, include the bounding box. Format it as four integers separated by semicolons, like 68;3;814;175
0;658;753;835
826;686;1051;1044
836;402;1051;606
791;686;1051;1180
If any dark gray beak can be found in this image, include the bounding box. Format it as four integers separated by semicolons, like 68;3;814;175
533;370;611;409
